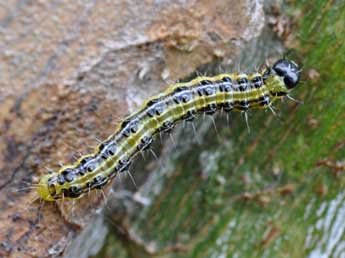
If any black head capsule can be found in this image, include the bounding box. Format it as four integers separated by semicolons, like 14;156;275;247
272;59;301;89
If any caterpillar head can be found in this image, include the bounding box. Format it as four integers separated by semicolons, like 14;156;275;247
265;59;301;96
272;59;300;89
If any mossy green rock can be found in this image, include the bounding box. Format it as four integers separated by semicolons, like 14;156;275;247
97;1;345;257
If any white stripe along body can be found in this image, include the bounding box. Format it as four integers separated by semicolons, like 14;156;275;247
37;59;301;201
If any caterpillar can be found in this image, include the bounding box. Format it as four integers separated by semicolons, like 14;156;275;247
37;59;301;201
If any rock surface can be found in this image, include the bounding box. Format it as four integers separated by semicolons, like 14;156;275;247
0;1;265;257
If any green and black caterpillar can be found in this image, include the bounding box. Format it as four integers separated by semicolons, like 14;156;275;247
37;59;301;201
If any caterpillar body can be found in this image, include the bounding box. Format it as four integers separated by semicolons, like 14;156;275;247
37;59;301;201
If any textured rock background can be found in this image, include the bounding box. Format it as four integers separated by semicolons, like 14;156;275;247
1;0;345;258
0;1;265;257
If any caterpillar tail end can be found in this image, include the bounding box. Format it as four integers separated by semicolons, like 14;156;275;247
37;174;55;201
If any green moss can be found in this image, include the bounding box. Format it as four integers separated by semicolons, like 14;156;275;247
96;1;345;257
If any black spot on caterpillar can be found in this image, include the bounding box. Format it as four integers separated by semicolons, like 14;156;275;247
37;59;301;201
